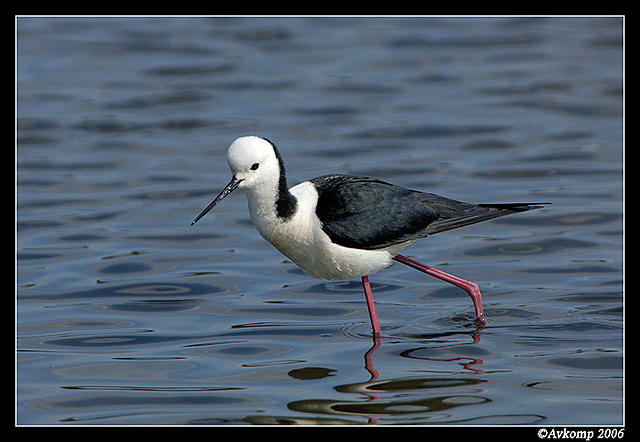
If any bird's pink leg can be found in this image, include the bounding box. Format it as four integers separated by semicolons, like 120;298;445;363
393;254;488;326
361;275;382;336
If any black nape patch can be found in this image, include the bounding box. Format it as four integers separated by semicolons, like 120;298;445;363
262;137;298;220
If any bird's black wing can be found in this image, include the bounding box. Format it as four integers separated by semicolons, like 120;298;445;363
311;174;547;250
310;175;441;250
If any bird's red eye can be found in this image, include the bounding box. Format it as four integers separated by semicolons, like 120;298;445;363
250;163;260;170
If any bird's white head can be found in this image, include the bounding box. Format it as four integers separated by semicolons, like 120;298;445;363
191;135;287;226
227;135;281;190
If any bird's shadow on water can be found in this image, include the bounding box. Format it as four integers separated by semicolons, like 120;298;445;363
270;324;494;425
365;324;487;380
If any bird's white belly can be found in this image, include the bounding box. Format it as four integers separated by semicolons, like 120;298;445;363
249;181;396;280
276;226;395;280
264;218;394;280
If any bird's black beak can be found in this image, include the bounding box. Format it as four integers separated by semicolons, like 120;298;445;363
191;176;243;226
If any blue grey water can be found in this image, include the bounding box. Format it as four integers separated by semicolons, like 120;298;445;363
17;17;623;425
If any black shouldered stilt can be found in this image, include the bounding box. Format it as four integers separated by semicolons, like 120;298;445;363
191;136;549;335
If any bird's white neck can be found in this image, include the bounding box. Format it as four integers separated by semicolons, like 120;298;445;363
244;179;298;240
246;183;281;223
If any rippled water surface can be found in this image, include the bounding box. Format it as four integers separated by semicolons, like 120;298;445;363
17;17;623;425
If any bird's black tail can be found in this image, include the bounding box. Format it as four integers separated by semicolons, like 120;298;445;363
423;202;550;236
478;202;551;212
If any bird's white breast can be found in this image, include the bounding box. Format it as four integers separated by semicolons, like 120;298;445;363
249;181;395;280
